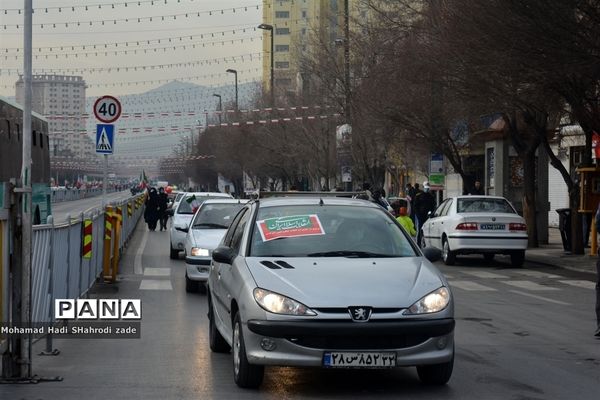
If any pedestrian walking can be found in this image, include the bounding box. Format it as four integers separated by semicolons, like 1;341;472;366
396;207;416;238
144;187;160;231
469;180;484;195
157;186;169;231
414;181;436;244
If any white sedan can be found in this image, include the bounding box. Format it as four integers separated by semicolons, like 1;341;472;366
183;199;247;293
420;196;528;266
169;192;233;259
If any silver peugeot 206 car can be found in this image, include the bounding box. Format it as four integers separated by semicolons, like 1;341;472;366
207;196;454;389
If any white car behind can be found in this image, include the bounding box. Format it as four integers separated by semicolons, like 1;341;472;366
420;196;528;266
169;192;233;259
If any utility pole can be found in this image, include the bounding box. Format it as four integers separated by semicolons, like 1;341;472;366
344;0;351;122
226;69;238;111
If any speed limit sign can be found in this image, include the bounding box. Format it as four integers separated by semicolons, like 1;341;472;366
93;95;122;123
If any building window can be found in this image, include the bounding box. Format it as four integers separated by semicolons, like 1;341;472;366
302;10;307;18
301;28;307;35
275;27;290;35
275;45;289;52
275;61;290;69
275;78;292;86
275;11;290;18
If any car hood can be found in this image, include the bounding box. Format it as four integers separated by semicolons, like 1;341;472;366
188;228;227;249
245;257;445;308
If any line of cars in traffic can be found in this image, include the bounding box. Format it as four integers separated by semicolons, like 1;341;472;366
166;190;527;389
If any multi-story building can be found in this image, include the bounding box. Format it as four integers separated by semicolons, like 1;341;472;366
262;0;371;99
16;74;92;159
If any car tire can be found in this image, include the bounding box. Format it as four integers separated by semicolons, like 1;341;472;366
232;312;264;389
483;253;495;262
185;274;198;293
170;246;179;260
417;350;454;385
510;250;525;267
198;282;207;295
442;238;456;266
208;295;231;353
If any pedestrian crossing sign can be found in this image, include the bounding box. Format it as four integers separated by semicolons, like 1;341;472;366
96;124;115;154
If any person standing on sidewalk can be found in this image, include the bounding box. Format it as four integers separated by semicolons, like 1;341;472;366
594;203;600;336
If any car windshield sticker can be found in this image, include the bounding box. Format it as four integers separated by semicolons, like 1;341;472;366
256;214;325;241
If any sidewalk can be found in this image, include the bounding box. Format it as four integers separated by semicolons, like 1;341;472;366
525;227;597;274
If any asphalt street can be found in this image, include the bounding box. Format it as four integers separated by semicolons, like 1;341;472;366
1;221;599;400
50;190;134;224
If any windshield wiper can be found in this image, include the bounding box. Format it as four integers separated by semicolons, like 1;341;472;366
192;223;228;229
307;251;397;258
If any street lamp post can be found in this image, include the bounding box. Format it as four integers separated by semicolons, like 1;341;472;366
258;23;274;106
226;69;238;111
212;93;222;125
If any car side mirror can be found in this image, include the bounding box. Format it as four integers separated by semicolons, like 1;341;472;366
212;246;236;265
427;211;433;217
422;247;442;263
175;225;188;233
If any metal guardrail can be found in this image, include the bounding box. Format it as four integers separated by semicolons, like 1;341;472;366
50;187;118;203
30;193;145;324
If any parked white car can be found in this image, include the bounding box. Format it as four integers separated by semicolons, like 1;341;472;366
183;199;247;293
169;192;233;259
420;196;528;266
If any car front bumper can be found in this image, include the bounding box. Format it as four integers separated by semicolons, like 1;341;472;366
185;256;211;281
242;318;455;367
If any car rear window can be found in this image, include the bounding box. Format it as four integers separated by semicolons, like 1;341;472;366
249;204;418;258
457;198;515;214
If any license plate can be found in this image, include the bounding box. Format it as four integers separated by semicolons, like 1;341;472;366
323;352;396;368
480;223;505;230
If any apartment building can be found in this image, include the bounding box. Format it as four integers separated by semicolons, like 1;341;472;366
16;74;93;158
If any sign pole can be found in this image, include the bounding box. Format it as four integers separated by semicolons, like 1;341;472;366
102;154;108;208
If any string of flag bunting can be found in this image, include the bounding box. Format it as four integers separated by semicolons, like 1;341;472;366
2;0;220;14
2;4;263;29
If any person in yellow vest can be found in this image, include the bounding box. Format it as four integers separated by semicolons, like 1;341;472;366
396;206;416;237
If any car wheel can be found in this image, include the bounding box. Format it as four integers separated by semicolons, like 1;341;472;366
170;246;179;260
510;250;525;267
417;349;454;385
483;253;495;262
185;274;198;293
208;295;231;353
232;311;264;389
198;282;207;295
442;238;456;266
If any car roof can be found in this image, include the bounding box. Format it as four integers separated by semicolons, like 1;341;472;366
256;197;382;209
182;192;232;198
200;199;248;205
451;195;509;200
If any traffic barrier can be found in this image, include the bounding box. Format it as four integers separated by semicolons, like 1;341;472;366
82;219;92;259
30;193;145;326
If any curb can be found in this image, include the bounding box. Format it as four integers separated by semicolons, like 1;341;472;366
525;255;596;275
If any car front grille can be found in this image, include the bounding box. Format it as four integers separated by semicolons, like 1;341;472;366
286;334;429;350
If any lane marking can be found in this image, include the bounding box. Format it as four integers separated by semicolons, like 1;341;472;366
134;228;149;275
503;280;559;291
144;268;171;277
462;270;508;279
139;280;173;290
509;290;571;306
449;280;497;291
512;270;560;279
559;280;596;290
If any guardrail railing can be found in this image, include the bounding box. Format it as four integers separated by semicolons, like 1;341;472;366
50;187;120;203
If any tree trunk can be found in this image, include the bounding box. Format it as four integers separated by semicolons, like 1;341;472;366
522;150;539;248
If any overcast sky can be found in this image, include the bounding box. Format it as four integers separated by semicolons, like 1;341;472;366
0;0;263;97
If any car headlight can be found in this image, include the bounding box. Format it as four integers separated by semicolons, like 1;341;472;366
404;287;450;315
253;288;316;316
190;247;210;257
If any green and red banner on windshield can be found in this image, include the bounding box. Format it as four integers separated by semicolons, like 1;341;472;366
257;214;325;242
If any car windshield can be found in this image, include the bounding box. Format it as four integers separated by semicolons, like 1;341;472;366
191;203;244;229
457;198;515;214
249;204;418;258
177;195;211;214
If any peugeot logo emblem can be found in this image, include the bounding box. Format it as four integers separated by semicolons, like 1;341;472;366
348;306;372;322
492;217;496;221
